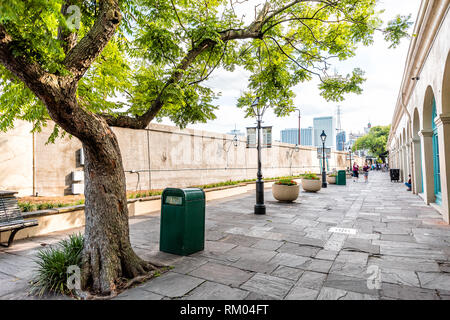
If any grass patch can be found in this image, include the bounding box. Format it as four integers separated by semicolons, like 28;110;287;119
30;233;84;297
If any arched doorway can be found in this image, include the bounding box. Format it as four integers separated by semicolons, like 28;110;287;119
421;86;440;205
431;97;442;204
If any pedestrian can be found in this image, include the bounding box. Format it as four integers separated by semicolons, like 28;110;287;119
405;174;412;191
352;162;359;182
363;161;370;183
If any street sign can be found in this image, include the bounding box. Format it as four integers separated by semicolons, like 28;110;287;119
317;147;331;159
246;126;272;148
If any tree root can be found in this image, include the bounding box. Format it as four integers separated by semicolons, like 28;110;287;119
82;261;169;300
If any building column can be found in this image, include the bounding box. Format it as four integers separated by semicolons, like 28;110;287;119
435;114;450;223
412;137;423;194
401;145;407;182
419;129;435;205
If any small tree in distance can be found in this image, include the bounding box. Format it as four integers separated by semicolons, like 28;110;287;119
353;125;391;159
0;0;411;296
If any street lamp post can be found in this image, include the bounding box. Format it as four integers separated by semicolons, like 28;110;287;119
295;108;301;145
348;146;352;173
252;98;266;215
320;130;327;188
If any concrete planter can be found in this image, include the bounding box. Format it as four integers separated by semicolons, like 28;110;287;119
327;176;337;184
301;178;322;192
272;183;300;202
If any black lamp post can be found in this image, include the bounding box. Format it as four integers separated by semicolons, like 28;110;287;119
295;108;301;145
348;146;352;173
320;130;327;188
252;97;266;215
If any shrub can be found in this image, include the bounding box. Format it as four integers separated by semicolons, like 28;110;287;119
30;233;84;297
302;173;320;180
275;179;297;186
328;173;337;177
18;202;35;212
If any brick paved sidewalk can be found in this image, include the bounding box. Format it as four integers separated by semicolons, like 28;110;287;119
1;171;449;300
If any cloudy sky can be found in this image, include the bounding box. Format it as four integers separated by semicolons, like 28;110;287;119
159;0;422;141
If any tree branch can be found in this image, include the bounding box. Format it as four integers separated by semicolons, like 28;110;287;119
63;0;122;82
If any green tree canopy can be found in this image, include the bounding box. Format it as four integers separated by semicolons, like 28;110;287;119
0;0;412;136
353;125;391;157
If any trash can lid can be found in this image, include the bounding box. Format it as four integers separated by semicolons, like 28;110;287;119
162;188;205;201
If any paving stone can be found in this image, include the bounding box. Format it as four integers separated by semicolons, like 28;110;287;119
188;262;253;287
277;242;321;257
172;257;209;274
141;272;204;298
324;273;380;296
114;287;164;300
240;273;294;299
304;259;333;273
439;262;450;273
417;272;450;291
296;271;327;291
285;286;319;300
329;261;368;279
226;246;277;263
342;238;380;254
271;266;304;281
283;235;324;248
244;292;280;300
335;251;369;265
231;258;278;274
381;268;420;287
317;287;378;300
379;247;447;260
380;282;439;300
218;234;259;248
251;239;283;251
182;281;249;300
269;253;311;269
314;249;338;261
368;256;440;272
380;234;416;242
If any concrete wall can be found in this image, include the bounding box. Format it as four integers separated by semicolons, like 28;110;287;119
0;121;34;196
1;120;364;196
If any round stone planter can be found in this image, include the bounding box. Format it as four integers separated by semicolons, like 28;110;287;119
272;183;300;202
327;176;336;184
301;178;322;192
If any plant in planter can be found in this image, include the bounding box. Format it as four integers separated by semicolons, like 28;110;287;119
272;179;300;202
301;173;322;192
327;173;337;184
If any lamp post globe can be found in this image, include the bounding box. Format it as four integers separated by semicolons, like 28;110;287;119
320;130;327;188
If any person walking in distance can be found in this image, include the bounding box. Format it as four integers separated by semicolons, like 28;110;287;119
363;161;370;183
352;162;359;182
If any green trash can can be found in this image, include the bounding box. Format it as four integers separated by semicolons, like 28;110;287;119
336;170;346;185
160;188;205;256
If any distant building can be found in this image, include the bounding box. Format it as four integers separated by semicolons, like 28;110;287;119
364;122;372;134
301;127;313;146
280;128;298;145
313;116;335;148
346;131;367;157
280;127;313;146
336;131;346;151
227;129;245;136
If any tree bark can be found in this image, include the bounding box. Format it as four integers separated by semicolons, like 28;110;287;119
80;125;154;295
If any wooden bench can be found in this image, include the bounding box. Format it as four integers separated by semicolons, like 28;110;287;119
0;191;38;247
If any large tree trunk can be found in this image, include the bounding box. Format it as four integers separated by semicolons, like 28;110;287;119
79;124;155;295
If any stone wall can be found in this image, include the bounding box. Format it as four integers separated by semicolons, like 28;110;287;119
0;120;365;196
